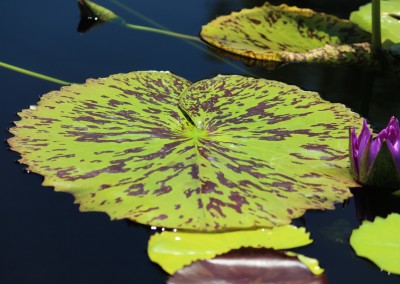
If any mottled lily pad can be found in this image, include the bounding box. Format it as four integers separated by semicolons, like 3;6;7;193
168;248;327;284
350;0;400;48
148;225;312;274
9;71;362;231
350;213;400;274
200;2;371;63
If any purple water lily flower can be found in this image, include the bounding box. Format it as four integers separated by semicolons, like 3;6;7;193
350;117;400;188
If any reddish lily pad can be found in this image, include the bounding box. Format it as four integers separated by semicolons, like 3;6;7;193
168;248;327;284
200;2;371;64
9;71;362;231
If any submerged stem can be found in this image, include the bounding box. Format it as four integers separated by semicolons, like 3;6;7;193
125;23;201;42
371;0;382;51
0;61;71;85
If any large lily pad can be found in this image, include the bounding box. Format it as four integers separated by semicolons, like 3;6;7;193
9;71;362;231
148;225;312;274
350;0;400;48
168;248;327;284
350;213;400;274
200;2;371;64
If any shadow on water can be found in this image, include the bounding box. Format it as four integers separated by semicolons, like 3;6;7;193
351;187;400;223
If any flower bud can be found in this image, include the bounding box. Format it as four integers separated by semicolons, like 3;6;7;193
350;117;400;188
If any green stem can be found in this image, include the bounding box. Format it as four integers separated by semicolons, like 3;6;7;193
0;61;71;85
110;0;172;31
110;0;256;77
371;0;382;51
124;23;201;42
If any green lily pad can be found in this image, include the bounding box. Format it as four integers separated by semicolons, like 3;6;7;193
350;0;400;48
148;225;312;274
167;248;326;284
9;71;362;231
77;0;119;33
78;0;118;23
350;213;400;274
200;2;371;64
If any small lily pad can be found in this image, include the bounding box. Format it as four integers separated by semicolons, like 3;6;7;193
350;0;400;48
148;225;312;274
200;2;371;64
168;248;327;284
350;213;400;274
77;0;119;33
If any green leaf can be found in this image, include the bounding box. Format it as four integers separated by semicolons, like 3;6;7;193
9;71;362;231
77;0;121;33
350;0;400;48
350;213;400;274
78;0;118;23
148;225;312;274
200;3;371;64
167;248;326;283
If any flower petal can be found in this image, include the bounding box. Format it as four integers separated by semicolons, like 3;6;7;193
377;117;400;172
369;137;382;169
387;140;400;172
358;120;371;170
363;140;400;188
352;117;400;187
350;127;360;178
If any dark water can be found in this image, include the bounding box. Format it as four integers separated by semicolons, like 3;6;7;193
1;0;400;283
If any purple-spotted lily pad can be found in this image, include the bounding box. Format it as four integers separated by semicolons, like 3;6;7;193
9;71;362;231
200;2;372;64
168;248;327;284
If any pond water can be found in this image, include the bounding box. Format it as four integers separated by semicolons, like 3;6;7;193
1;0;400;283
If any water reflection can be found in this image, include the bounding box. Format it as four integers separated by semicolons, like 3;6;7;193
351;187;400;223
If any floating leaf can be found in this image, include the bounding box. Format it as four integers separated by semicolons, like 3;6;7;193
350;0;400;48
148;225;312;274
168;248;327;284
77;0;120;33
207;45;283;70
200;2;371;64
78;0;118;23
9;71;362;231
350;213;400;274
76;0;200;42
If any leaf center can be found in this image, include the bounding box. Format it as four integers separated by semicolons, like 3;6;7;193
184;125;208;140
